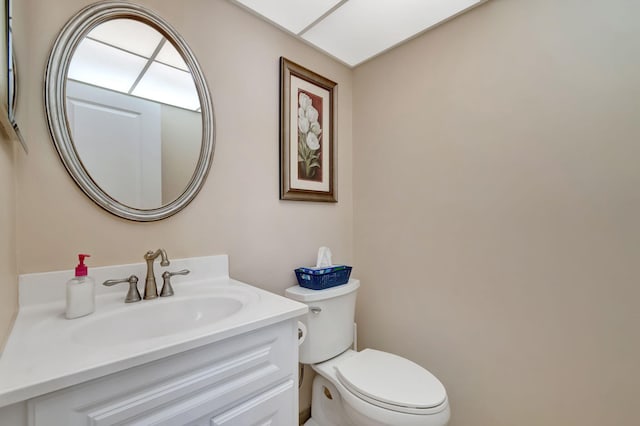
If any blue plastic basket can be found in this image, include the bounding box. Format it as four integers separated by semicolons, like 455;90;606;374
295;265;352;290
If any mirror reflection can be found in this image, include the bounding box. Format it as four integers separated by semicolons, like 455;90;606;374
66;18;202;209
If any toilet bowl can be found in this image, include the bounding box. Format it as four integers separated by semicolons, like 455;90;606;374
310;349;450;426
286;280;450;426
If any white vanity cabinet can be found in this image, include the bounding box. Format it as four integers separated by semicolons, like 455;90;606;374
22;320;297;426
0;255;308;425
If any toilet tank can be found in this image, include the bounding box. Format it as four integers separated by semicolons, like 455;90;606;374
285;279;360;364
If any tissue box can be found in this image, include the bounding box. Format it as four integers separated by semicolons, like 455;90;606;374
295;265;352;290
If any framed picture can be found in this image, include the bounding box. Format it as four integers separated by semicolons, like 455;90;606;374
280;57;337;202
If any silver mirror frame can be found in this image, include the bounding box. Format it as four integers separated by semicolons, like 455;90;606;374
7;0;27;153
45;1;215;222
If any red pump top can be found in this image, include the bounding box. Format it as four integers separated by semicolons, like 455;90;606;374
75;254;91;277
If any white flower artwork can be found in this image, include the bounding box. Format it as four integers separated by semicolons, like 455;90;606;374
297;90;322;180
280;57;336;202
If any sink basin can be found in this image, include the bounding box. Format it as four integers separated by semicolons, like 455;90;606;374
71;295;245;346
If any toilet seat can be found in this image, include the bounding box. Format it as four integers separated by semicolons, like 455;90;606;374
335;349;447;415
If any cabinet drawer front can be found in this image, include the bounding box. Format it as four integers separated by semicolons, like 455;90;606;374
211;380;295;426
29;321;297;426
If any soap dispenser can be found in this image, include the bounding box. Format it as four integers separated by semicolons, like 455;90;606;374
65;254;95;319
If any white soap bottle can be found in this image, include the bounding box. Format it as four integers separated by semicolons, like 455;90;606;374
65;254;95;319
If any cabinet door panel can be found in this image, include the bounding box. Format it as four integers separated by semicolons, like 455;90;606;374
210;380;295;426
28;321;297;426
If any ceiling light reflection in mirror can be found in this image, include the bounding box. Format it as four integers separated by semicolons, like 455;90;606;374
67;19;199;111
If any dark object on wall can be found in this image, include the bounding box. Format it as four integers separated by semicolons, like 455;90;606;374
280;57;337;202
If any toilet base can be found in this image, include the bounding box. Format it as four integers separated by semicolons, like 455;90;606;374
306;374;354;426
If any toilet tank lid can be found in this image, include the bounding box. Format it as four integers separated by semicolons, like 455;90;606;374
285;279;360;302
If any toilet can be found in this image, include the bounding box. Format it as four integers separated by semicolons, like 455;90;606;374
286;279;450;426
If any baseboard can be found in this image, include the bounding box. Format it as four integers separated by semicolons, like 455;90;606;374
299;407;311;425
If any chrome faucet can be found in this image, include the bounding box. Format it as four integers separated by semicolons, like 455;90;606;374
143;249;170;299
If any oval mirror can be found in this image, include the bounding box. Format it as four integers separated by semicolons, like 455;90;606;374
45;1;214;221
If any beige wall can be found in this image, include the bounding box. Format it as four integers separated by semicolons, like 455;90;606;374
14;0;353;283
0;131;17;352
14;0;352;410
353;0;640;425
5;0;639;422
0;0;18;352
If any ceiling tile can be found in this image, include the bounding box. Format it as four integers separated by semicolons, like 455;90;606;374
156;42;189;71
302;0;485;67
68;38;147;93
88;18;163;58
230;0;344;34
133;62;200;111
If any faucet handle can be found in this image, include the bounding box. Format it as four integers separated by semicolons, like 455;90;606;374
103;275;141;303
160;269;190;297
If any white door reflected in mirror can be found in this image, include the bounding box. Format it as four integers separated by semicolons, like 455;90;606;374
66;19;202;209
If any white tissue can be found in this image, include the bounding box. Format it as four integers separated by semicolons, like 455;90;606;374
316;247;333;268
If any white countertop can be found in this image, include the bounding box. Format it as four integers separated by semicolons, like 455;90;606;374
0;255;307;407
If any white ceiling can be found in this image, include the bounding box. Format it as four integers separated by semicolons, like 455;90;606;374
229;0;487;67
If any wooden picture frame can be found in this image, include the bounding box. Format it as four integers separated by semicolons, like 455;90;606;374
280;57;337;202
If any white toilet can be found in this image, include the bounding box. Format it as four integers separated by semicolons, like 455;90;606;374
286;279;450;426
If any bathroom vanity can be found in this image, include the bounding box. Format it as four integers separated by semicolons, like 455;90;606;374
0;255;307;425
